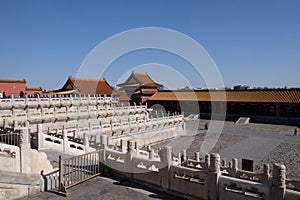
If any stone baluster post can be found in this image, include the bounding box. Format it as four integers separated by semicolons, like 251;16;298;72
47;96;51;107
2;119;6;129
87;104;90;119
121;139;127;153
147;145;151;151
127;140;134;153
125;140;135;177
146;108;149;119
183;118;186;133
37;124;44;150
19;127;31;173
177;152;182;165
58;95;62;107
62;126;68;152
36;95;40;107
40;107;45;121
208;153;220;200
65;106;69;121
100;134;108;149
107;136;112;146
263;164;270;184
205;154;210;169
135;141;139;155
166;146;173;165
161;146;172;190
128;120;132;133
230;158;238;177
195;152;200;162
97;134;107;175
79;95;82;106
25;121;30;129
119;119;122;133
83;133;90;152
11;107;15;126
11;95;14;107
159;146;172;167
13;120;18;131
150;118;153;131
271;163;286;200
76;106;80;119
69;95;73;107
182;149;187;162
87;94;90;105
149;149;155;160
222;160;226;167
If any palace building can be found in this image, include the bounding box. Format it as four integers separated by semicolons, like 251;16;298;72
54;76;115;95
117;71;162;105
0;79;43;97
147;89;300;126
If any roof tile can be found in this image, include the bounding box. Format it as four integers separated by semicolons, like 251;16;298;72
149;89;300;103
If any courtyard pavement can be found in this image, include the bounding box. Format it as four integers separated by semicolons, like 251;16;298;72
21;176;181;200
158;119;299;169
219;136;282;168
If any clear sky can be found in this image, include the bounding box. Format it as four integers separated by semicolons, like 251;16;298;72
0;0;299;90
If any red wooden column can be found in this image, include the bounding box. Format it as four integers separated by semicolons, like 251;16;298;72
275;103;281;117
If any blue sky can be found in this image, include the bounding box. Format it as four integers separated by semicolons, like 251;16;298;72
0;0;299;90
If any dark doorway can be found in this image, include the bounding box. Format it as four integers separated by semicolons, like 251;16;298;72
242;158;254;172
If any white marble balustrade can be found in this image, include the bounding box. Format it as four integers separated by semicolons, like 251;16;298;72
0;95;118;110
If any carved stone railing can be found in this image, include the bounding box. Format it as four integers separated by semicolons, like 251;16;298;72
286;179;300;191
38;113;183;136
0;104;150;127
0;95;118;110
41;169;60;191
220;159;270;184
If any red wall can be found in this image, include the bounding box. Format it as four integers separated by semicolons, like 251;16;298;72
26;90;42;97
0;82;26;97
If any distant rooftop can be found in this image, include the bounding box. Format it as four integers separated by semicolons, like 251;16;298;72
0;79;26;84
117;71;163;88
56;76;115;95
149;88;300;103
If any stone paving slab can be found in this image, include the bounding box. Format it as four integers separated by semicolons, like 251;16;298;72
163;135;195;155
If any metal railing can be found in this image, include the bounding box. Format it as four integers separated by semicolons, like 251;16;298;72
58;149;105;195
0;132;20;146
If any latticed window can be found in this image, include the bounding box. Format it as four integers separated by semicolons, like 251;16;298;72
269;105;275;113
257;104;263;114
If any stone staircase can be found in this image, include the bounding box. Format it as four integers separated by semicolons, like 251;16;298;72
235;117;250;124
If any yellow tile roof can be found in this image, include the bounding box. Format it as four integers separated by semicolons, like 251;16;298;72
117;71;162;88
58;76;115;95
0;79;26;83
26;87;42;91
112;90;130;101
148;89;300;103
